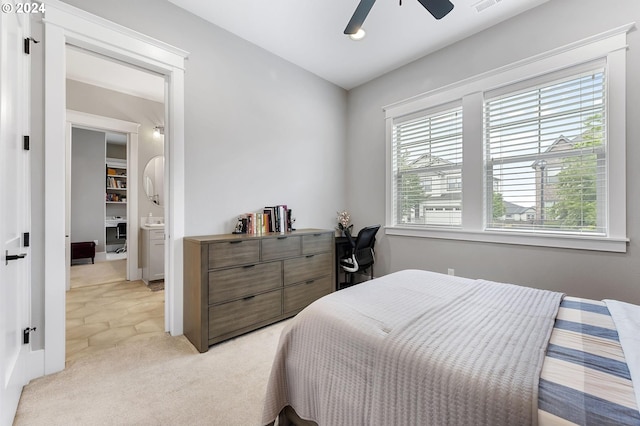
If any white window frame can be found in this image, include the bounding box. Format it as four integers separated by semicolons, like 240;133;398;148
384;24;632;253
391;103;464;229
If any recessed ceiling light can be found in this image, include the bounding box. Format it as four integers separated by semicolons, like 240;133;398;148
349;28;366;41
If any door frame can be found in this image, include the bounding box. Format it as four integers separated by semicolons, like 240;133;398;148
42;0;188;375
66;111;141;286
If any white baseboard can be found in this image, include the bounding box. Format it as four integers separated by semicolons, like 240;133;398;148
25;348;45;382
95;251;107;262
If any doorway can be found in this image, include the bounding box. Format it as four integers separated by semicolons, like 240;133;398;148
69;128;129;264
43;2;187;375
66;107;164;363
65;112;141;286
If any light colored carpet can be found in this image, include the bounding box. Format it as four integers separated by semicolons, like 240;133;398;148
15;320;289;426
70;259;126;289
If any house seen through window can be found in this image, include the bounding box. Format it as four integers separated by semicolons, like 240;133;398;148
392;106;463;228
386;28;627;251
485;70;606;234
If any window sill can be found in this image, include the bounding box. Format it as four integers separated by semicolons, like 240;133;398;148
385;226;628;253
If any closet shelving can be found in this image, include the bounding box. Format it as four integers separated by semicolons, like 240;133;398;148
106;158;127;204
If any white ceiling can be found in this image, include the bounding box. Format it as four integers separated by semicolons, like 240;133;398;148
65;0;548;98
167;0;549;89
66;46;165;103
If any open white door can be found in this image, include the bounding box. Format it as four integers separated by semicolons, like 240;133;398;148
0;5;31;425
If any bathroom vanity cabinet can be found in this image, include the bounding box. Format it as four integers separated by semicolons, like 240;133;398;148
183;229;334;352
141;227;165;283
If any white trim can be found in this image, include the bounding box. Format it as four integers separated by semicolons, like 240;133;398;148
42;0;187;69
461;92;484;232
67;110;140;134
43;18;67;376
606;47;627;240
66;110;142;283
385;227;629;253
43;0;187;376
384;24;633;253
164;72;185;334
25;349;45;383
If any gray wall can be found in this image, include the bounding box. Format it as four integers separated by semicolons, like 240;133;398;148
59;0;348;236
66;80;165;221
70;128;105;252
346;0;640;304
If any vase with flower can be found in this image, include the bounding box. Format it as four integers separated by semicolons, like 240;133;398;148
336;210;353;236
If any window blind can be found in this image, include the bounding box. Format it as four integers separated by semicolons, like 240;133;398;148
392;106;463;228
485;68;606;234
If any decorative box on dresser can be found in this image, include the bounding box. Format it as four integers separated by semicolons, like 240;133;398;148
183;228;334;353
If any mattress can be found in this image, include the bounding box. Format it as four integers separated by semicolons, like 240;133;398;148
262;270;640;426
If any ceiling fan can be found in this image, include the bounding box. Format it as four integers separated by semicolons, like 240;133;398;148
344;0;455;35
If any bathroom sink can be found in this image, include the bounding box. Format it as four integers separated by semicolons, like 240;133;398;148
142;222;164;229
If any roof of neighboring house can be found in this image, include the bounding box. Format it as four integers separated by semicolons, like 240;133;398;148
531;136;574;169
504;201;535;215
410;153;454;168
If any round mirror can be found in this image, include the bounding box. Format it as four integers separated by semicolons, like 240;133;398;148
143;155;164;206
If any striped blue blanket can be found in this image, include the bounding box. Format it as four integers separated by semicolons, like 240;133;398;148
538;296;640;425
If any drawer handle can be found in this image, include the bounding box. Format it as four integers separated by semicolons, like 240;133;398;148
242;295;255;301
229;241;243;244
277;236;288;240
306;254;315;258
243;264;256;269
313;233;322;237
306;280;315;285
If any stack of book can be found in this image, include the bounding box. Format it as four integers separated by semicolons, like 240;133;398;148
236;205;293;234
107;177;126;188
263;205;292;233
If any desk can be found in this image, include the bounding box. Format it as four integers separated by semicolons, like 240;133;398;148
105;219;127;252
334;235;351;290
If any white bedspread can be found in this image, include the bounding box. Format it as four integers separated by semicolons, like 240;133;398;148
604;299;640;412
262;269;564;426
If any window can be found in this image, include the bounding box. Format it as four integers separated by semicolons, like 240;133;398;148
385;26;629;252
485;69;606;234
447;175;461;191
391;105;463;228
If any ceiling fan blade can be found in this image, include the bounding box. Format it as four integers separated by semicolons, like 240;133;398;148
416;0;454;20
344;0;377;35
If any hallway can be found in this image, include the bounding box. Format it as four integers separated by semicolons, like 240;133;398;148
66;260;165;365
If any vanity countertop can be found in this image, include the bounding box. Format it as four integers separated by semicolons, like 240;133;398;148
141;223;164;230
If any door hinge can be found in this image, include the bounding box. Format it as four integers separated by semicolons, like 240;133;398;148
23;327;36;344
23;37;39;55
23;232;30;247
23;135;29;150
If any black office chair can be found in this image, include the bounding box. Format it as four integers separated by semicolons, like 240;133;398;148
116;222;127;239
339;225;380;289
115;222;127;254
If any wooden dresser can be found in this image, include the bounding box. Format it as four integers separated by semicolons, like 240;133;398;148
183;228;334;352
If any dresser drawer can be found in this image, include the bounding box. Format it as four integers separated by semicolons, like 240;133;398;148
208;262;282;304
284;275;333;314
149;229;165;240
208;289;282;339
284;252;331;285
302;232;332;255
262;235;300;261
208;240;260;269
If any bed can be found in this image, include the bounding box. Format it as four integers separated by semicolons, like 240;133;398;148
261;269;640;426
